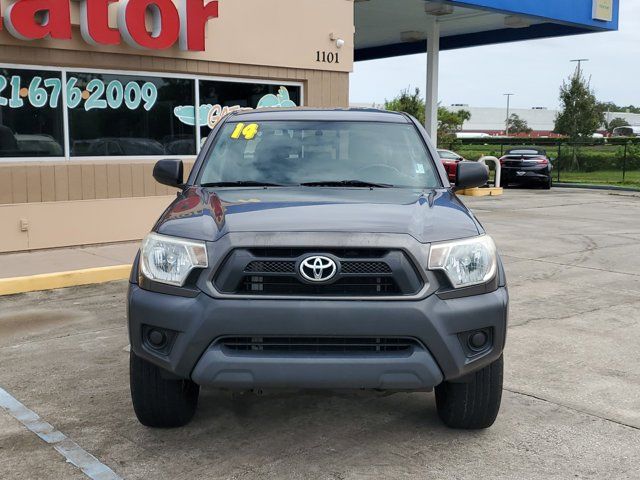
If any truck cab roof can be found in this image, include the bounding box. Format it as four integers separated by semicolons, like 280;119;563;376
228;107;411;124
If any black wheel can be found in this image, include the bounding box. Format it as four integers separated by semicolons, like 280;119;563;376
435;355;503;429
543;176;553;190
130;351;199;428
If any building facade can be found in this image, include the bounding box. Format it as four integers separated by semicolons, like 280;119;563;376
0;0;354;252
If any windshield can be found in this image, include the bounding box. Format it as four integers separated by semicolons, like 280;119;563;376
437;150;459;160
198;121;440;188
506;149;545;156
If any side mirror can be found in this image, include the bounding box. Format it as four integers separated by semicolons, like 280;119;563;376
455;161;489;189
153;159;184;188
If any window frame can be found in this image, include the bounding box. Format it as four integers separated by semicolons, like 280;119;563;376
0;62;305;163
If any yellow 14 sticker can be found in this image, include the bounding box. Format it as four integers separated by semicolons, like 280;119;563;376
230;122;259;140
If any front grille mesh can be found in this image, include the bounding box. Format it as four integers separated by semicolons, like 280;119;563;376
341;261;392;275
219;336;419;353
244;260;392;276
245;260;296;274
241;275;399;296
213;247;424;297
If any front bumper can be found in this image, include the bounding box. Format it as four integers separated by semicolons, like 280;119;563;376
128;283;508;390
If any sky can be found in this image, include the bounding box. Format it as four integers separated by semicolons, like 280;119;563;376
349;1;640;110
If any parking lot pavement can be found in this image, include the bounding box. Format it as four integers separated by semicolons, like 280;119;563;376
1;188;640;480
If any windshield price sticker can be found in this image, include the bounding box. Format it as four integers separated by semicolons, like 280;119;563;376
230;123;259;140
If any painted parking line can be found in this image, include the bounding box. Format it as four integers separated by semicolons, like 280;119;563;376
0;386;122;480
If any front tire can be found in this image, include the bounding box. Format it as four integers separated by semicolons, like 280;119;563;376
435;355;503;429
130;351;199;428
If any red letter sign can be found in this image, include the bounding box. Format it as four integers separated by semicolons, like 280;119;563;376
4;0;72;40
80;0;121;45
118;0;180;50
179;0;218;51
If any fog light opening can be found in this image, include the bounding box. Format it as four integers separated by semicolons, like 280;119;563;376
142;325;177;355
148;329;167;349
468;331;488;351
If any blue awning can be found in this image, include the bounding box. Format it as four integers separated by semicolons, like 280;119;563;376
355;0;619;61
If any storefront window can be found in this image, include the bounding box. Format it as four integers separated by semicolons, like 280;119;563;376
194;81;301;136
0;65;303;160
0;68;64;157
67;73;196;157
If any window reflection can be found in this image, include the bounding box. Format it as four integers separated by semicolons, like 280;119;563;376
0;68;64;158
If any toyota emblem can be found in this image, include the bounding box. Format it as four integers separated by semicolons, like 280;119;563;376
299;255;337;282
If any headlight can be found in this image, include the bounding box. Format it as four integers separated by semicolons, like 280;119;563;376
140;233;208;286
428;235;497;288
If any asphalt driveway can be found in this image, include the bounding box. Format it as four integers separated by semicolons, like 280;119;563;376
1;188;639;479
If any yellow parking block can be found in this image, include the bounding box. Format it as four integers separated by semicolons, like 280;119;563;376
0;265;131;296
458;187;504;196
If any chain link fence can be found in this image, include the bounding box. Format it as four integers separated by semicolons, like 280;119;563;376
445;138;640;190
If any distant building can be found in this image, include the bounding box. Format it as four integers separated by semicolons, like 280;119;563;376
443;106;640;137
350;103;640;137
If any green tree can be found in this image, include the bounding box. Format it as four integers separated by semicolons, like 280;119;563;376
605;117;630;134
384;88;470;144
384;87;425;124
554;71;605;170
507;113;532;134
437;107;471;145
600;102;640;114
554;72;605;140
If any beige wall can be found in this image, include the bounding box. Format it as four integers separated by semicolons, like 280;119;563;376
0;160;196;205
0;196;176;252
0;0;355;72
0;44;349;106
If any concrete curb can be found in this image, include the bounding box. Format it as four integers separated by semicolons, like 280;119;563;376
554;183;640;193
0;265;131;296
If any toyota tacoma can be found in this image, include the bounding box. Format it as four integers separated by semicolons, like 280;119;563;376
128;108;508;430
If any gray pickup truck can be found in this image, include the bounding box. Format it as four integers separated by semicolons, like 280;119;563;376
128;108;508;430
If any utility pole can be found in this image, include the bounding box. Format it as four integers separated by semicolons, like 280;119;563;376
570;58;589;77
504;93;514;136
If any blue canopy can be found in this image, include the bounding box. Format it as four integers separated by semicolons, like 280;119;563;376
355;0;619;61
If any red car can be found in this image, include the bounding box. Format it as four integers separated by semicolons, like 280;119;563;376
437;149;466;183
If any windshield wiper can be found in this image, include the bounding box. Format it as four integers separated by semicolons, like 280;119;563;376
200;181;285;187
300;180;393;188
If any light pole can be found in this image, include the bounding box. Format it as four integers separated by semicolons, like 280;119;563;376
504;93;514;136
570;58;589;77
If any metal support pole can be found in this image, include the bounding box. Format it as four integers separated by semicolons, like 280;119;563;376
623;143;628;182
504;93;514;136
425;16;440;144
557;143;561;182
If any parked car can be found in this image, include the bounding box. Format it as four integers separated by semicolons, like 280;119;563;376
15;134;64;156
72;138;166;156
128;108;508;430
437;149;466;183
612;126;640;137
499;147;553;189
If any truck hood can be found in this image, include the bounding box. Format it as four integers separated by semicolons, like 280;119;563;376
153;187;482;244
